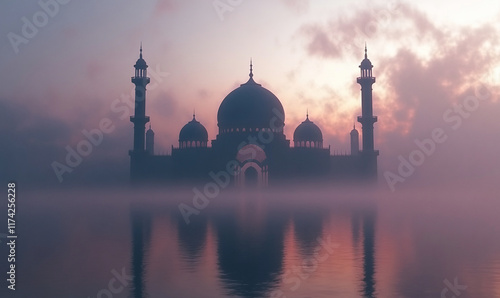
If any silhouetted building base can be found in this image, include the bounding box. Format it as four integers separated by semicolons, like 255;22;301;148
130;146;378;186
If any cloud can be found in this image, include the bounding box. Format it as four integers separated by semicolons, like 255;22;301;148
296;2;445;59
85;60;105;81
3;1;499;189
0;97;132;187
281;0;310;15
0;99;70;186
299;24;342;58
295;2;500;186
153;0;178;17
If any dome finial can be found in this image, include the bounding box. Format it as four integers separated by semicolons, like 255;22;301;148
193;109;196;120
241;58;261;86
364;43;367;59
249;58;253;78
140;42;143;59
306;108;309;120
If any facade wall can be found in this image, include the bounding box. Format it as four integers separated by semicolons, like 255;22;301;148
131;145;377;184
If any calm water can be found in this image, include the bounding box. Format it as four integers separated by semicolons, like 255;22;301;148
1;186;500;298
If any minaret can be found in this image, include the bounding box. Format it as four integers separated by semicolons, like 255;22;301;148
130;44;150;154
350;124;359;156
357;45;377;153
146;124;154;155
130;209;152;298
361;206;376;297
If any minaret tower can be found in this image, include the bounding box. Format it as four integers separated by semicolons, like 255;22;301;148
356;45;378;178
130;44;150;154
357;45;377;153
129;45;151;182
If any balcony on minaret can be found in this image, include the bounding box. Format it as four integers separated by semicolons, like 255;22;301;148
132;63;150;83
134;68;147;78
130;115;150;123
357;59;375;81
357;115;377;124
360;68;372;78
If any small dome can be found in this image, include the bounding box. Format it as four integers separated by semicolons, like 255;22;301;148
179;115;208;142
350;125;359;136
146;125;154;135
135;58;147;69
293;115;323;142
360;58;372;69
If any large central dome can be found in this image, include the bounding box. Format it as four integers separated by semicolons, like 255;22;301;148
217;66;285;132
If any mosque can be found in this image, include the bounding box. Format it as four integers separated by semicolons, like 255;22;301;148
129;47;379;186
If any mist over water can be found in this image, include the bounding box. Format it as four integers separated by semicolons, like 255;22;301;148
2;1;500;297
1;183;499;298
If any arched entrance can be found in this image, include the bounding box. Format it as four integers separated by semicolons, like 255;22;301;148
244;166;259;188
235;144;269;188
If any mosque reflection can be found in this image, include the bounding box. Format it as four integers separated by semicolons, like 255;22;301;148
129;197;377;298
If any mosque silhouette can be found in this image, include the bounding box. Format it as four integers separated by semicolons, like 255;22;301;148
129;46;378;186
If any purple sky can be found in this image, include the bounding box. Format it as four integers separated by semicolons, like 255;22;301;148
1;0;499;189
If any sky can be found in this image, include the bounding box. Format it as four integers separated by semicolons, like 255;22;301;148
1;0;499;189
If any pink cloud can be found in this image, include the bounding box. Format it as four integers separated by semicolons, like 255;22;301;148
153;0;178;17
296;2;500;186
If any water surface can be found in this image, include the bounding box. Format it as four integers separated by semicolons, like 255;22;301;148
1;186;499;298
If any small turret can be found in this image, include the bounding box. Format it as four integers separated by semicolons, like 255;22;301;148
134;43;148;78
350;124;359;156
146;124;154;155
359;44;373;78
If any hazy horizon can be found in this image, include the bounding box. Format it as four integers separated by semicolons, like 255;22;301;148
1;0;499;191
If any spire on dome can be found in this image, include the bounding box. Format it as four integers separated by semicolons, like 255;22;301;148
140;42;143;59
350;123;359;135
364;43;367;59
241;59;261;86
249;58;253;79
306;109;309;120
193;109;196;120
